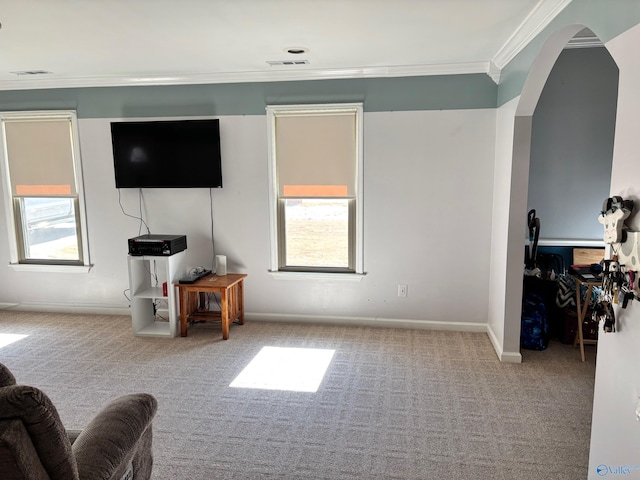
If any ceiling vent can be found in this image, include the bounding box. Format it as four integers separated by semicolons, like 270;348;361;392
267;60;310;66
565;28;603;49
564;36;603;49
10;70;53;76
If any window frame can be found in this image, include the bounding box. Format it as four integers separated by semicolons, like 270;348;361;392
266;103;364;276
0;110;91;271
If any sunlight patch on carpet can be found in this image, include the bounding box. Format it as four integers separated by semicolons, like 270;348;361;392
0;333;28;349
230;346;335;392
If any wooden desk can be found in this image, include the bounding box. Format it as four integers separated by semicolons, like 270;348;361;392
177;273;247;340
571;274;600;362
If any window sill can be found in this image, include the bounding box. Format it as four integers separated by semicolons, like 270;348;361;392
268;270;365;282
8;263;93;273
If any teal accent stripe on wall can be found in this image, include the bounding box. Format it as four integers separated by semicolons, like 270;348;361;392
0;74;497;118
498;1;640;106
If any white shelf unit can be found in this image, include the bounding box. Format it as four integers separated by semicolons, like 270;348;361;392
127;251;186;337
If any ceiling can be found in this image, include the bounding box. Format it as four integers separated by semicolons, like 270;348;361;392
0;0;578;91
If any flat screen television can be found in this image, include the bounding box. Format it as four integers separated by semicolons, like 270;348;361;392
111;119;222;188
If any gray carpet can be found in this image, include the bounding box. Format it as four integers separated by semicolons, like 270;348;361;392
0;311;596;479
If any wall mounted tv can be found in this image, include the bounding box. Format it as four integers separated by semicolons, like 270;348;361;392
111;119;222;188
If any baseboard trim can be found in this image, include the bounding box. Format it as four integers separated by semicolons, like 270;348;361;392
3;305;486;333
246;312;488;333
500;351;523;363
1;305;521;361
1;302;130;316
486;323;522;363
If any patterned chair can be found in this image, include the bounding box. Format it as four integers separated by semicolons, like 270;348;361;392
0;363;157;480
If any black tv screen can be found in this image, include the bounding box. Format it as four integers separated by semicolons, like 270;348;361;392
111;119;222;188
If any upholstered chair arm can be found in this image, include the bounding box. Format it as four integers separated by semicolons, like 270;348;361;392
0;385;78;479
72;393;158;480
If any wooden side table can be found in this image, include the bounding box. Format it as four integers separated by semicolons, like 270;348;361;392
176;273;247;340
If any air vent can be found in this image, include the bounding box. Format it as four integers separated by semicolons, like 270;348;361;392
564;35;604;49
267;60;310;66
10;70;53;76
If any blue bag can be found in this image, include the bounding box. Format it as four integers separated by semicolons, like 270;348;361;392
521;292;549;350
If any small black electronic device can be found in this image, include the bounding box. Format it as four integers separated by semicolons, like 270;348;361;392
128;234;187;256
178;269;212;284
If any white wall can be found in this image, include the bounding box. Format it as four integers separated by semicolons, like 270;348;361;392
487;96;522;362
589;22;640;479
0;109;497;329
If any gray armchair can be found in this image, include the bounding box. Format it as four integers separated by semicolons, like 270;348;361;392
0;363;157;480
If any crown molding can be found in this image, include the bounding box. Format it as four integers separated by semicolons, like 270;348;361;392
488;61;502;84
491;0;573;71
0;1;575;92
0;62;491;92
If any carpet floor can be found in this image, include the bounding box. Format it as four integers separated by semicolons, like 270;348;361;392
0;311;596;479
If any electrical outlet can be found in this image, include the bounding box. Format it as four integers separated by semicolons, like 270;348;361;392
398;284;408;298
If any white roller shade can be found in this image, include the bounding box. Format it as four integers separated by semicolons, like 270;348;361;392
4;118;76;196
275;111;356;198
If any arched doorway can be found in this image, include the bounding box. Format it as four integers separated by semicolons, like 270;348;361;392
510;24;618;357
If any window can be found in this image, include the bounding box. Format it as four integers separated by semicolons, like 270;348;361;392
0;111;90;269
266;104;363;275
